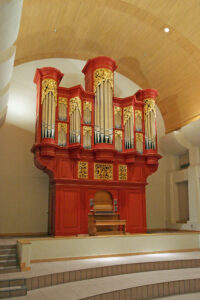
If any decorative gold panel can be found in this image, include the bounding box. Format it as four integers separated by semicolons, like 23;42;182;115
119;165;127;180
59;97;68;105
114;106;122;116
115;130;122;138
58;123;67;132
94;68;113;92
83;126;92;136
136;133;144;154
135;110;142;131
94;163;113;180
78;161;88;179
70;97;82;115
123;106;133;125
144;98;156;118
42;79;57;104
83;101;92;111
135;110;142;119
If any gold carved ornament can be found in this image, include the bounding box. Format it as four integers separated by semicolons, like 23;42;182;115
78;161;88;179
123;106;134;125
83;101;92;111
115;130;122;138
42;79;57;104
69;97;82;115
114;106;122;116
136;132;143;142
59;97;68;105
135;110;142;119
83;126;92;136
144;98;156;119
58;123;67;132
93;68;113;92
94;163;113;180
119;165;127;180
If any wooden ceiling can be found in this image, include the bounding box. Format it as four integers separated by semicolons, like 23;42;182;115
15;0;200;133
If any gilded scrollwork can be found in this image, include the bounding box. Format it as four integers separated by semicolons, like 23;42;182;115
94;163;113;180
42;79;57;104
78;161;88;179
136;132;143;142
83;101;92;111
135;110;142;119
115;130;122;138
123;106;133;125
59;97;68;105
136;133;144;154
58;123;67;132
94;68;113;92
119;165;127;180
70;97;82;115
83;126;92;136
114;106;122;116
144;98;156;119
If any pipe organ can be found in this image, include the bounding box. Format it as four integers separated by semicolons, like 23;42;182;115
32;56;161;236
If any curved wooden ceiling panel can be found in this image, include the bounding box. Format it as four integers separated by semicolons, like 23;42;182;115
15;0;200;133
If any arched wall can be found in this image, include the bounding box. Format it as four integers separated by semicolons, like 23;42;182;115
0;58;167;235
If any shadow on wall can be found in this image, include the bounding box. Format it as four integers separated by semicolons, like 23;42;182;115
158;94;179;133
0;123;49;235
118;56;150;88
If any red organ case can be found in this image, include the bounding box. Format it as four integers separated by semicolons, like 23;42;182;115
32;56;161;236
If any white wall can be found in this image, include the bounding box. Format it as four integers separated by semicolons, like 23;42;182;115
0;58;167;234
146;107;167;229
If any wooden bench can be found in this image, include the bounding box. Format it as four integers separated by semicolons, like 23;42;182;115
94;219;126;235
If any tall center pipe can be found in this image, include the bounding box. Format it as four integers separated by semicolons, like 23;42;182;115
82;56;117;145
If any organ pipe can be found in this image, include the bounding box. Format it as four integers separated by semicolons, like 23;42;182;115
93;68;113;144
69;97;81;144
115;130;122;152
123;106;134;150
135;110;142;131
136;133;143;154
144;98;156;150
58;123;67;146
83;101;92;124
83;126;92;149
41;79;57;139
114;106;122;128
58;97;67;121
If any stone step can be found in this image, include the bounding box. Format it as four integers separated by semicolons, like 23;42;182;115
0;285;27;299
0;278;25;288
0;260;17;268
0;249;16;255
0;254;17;261
0;245;16;250
0;266;20;274
25;258;200;291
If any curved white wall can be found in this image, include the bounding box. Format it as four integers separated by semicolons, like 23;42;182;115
0;58;166;234
0;0;23;124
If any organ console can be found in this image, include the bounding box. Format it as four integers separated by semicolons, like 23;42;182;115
32;56;161;236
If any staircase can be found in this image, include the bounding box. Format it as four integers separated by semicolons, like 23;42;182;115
0;245;20;274
0;279;27;299
0;244;27;298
